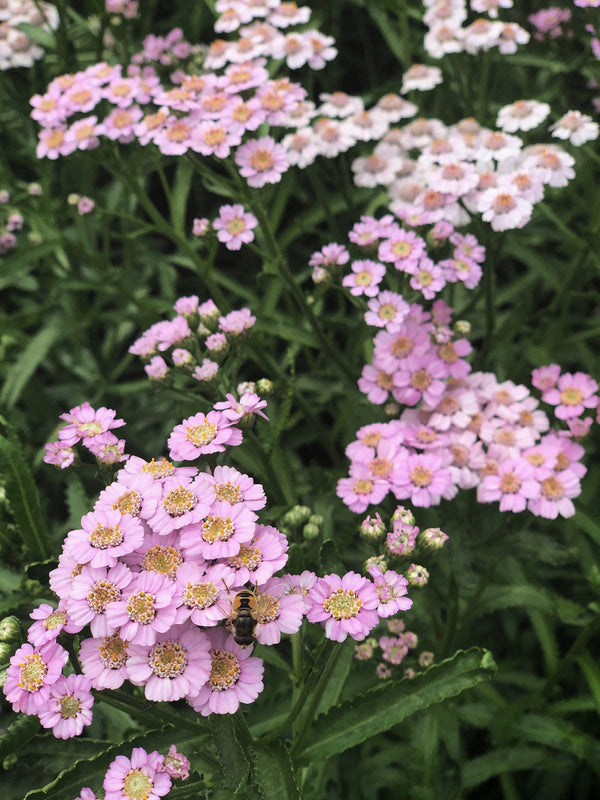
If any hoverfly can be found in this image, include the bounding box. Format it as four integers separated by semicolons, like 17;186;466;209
223;582;287;647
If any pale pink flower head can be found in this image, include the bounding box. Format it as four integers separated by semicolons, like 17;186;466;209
104;571;178;647
531;363;562;392
43;440;76;469
391;451;452;507
212;392;268;422
38;673;94;739
168;410;243;461
157;745;190;781
103;747;172;800
528;468;580;519
306;571;380;642
218;308;257;335
336;466;390;513
147;475;213;535
126;622;212;702
180;499;257;560
79;632;131;690
187;627;264;716
195;464;266;510
478;457;540;513
342;259;387;297
3;641;69;715
58;402;125;446
77;197;95;215
368;567;413;618
227;523;288;587
69;562;135;637
64;509;145;568
213;204;258;250
244;577;305;645
234;136;289;187
173;561;233;627
28;603;79;647
542;372;599;419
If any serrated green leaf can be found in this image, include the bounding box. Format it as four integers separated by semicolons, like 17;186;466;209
294;648;496;765
0;429;53;561
0;314;64;408
210;715;250;790
250;741;299;800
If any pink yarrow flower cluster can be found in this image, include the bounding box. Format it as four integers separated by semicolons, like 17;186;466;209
338;302;594;519
128;294;256;385
43;402;128;468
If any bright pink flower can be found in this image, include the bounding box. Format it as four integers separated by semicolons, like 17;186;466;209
126;623;211;702
103;747;171;800
157;745;190;781
342;259;386;297
4;641;69;715
180;500;257;560
43;440;76;469
212;392;267;421
227;524;289;587
68;563;135;637
218;309;257;334
195;465;266;510
147;476;214;535
187;627;264;716
37;674;94;739
250;577;305;645
306;572;379;642
336;466;390;513
368;567;413;618
173;562;233;628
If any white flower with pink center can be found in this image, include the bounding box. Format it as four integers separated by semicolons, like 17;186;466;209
306;572;380;642
4;641;69;715
496;99;550;132
168;410;243;461
180;500;257;560
478;185;533;231
188;628;264;716
542;372;599;420
69;563;134;637
477;458;540;513
38;674;94;739
227;524;289;587
401;64;443;93
147;476;214;536
550;110;599;146
391;452;452;507
104;571;178;647
126;623;211;702
64;509;146;568
79;633;131;690
173;562;233;627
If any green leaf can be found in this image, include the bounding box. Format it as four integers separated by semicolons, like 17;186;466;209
0;714;40;762
294;648;496;765
250;741;299;800
210;715;250;790
170;161;194;235
15;21;55;49
0;427;53;561
474;584;554;617
514;713;600;772
462;746;550;789
0;314;64;408
576;649;600;716
258;320;320;349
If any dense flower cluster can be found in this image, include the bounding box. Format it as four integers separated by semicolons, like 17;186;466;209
421;0;529;59
74;745;189;800
8;402;412;731
337;291;598;518
129;295;256;384
0;0;58;70
355;617;423;679
43;402;128;468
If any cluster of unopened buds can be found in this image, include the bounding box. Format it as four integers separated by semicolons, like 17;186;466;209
129;294;256;384
5;398;414;736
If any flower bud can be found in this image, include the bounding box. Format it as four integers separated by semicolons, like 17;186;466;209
406;564;429;587
302;522;320;540
364;555;387;574
418;651;434;668
391;505;415;526
360;512;386;543
420;527;449;549
282;505;312;528
0;642;14;664
453;319;471;336
256;378;273;395
0;615;21;642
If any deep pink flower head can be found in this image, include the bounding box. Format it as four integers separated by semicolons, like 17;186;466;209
306;572;379;642
38;673;94;739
